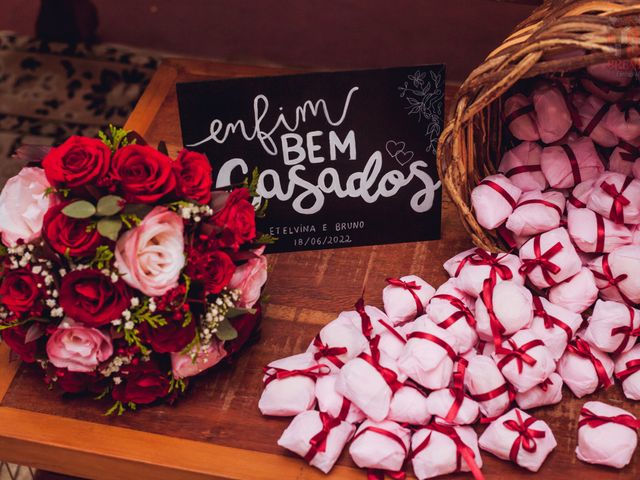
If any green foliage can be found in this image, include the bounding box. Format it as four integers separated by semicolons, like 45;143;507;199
122;327;150;356
44;186;70;198
62;200;96;219
88;245;115;270
96;195;125;216
255;233;278;245
226;306;256;319
169;375;187;394
97;217;123;241
98;124;136;152
104;400;126;416
246;167;260;196
215;318;238;341
255;198;269;218
131;299;167;329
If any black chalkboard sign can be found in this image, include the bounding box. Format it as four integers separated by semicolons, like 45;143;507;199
176;65;445;253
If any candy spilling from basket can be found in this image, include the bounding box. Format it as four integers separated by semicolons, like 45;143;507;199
258;260;640;478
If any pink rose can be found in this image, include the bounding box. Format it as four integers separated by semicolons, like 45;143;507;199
170;341;227;379
46;319;113;373
114;206;185;297
0;167;55;247
228;247;268;309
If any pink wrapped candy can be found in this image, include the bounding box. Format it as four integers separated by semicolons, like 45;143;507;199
277;410;355;474
479;408;556;472
576;401;640;469
557;338;613;398
388;385;431;425
567;207;632;253
471;174;522;230
398;316;458;389
609;140;640;177
426;389;480;426
532;83;573;144
573;93;618;147
503;93;539;141
603;98;640;142
492;329;556;393
587;172;640;225
506;190;564;237
540;137;605;189
519;227;582;289
515;373;563;410
444;247;524;297
426;280;477;353
349;420;411;476
582;299;640;355
550;268;598;314
615;344;640;400
567;178;596;210
464;355;512;419
382;275;435;325
411;423;484;480
589;246;640;305
582;62;633;102
308;316;369;372
475;277;533;343
315;374;366;424
498;141;546;191
529;296;582;360
259;353;326;416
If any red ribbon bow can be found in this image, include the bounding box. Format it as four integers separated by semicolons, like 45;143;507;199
312;335;347;368
503;409;546;463
579;407;640;431
518;236;563;286
600;176;632;224
592;254;634;306
385;278;425;317
532;296;574;341
410;423;484;480
618;140;640;163
356;297;374;339
566;338;612;389
263;364;330;386
303;411;344;462
406;331;457;360
445;357;469;423
496;338;544;374
479;270;509;354
609;306;640;356
359;336;404;392
538;376;554;392
353;426;408;480
470;381;515;407
431;294;477;329
455;248;514;281
616;358;640;382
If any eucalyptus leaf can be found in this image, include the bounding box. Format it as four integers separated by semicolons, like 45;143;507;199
215;318;238;341
96;195;125;216
25;323;45;343
62;200;96;219
97;217;123;241
226;307;257;319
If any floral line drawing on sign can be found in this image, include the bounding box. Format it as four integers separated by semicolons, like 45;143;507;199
398;69;444;154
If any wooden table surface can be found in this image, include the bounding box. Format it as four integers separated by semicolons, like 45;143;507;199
0;57;638;480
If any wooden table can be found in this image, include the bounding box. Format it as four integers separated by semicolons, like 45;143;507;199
0;58;638;480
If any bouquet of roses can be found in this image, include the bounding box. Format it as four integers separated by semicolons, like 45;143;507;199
0;126;271;414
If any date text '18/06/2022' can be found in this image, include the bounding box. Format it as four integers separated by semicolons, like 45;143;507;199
269;221;365;247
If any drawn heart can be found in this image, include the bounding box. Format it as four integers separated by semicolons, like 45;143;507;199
394;149;414;166
385;140;406;158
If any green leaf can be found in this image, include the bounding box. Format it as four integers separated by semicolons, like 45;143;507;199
96;195;125;216
226;307;257;319
97;217;123;241
62;200;96;219
255;233;278;245
215;318;238;341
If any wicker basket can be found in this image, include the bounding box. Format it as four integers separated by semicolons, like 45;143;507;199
437;0;640;252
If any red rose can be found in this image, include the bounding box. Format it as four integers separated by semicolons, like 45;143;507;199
2;324;38;362
59;269;131;327
224;304;262;356
42;136;111;188
174;149;212;205
112;360;170;404
210;188;256;249
110;145;177;203
0;269;42;314
43;202;102;257
140;317;196;353
55;368;105;394
185;248;235;294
